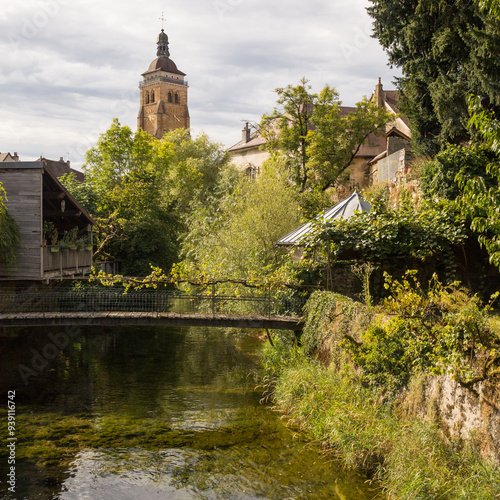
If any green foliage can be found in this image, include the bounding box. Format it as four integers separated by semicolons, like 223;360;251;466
347;271;500;394
270;356;398;472
162;128;238;217
420;144;496;201
0;183;20;265
43;221;58;246
260;78;314;191
475;0;500;20
307;91;392;191
384;420;500;499
61;120;235;275
180;156;301;280
351;262;375;306
267;351;500;496
260;331;301;381
457;96;500;268
263;290;500;498
301;291;373;361
302;199;468;278
368;0;500;154
260;79;392;192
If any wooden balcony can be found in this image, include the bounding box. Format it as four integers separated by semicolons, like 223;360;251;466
43;246;93;278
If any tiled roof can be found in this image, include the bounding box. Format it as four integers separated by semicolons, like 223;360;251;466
228;132;267;152
41;158;85;182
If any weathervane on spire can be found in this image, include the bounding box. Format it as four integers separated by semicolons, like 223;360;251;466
156;14;170;57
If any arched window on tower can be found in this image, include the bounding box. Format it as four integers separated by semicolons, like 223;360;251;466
168;92;172;103
175;93;179;104
151;90;155;103
146;91;150;104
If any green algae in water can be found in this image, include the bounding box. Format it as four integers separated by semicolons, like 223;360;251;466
0;326;382;499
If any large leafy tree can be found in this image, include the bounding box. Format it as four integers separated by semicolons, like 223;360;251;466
180;155;301;279
308;87;391;192
450;1;500;269
62;120;235;275
260;79;391;194
260;78;315;191
368;0;500;154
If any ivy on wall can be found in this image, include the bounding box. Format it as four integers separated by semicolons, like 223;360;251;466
0;183;20;265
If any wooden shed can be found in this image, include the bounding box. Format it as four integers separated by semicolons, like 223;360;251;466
0;161;94;280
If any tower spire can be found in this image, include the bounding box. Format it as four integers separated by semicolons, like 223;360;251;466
157;29;170;57
157;12;169;57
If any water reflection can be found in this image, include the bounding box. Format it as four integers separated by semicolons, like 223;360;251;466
0;326;381;499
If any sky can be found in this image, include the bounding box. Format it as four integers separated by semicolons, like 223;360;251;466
0;0;401;169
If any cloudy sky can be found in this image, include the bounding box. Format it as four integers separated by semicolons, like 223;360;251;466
0;0;400;169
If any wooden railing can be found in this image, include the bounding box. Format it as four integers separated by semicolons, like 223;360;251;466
43;247;93;275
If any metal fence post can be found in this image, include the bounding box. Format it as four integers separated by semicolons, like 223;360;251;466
268;284;271;319
211;282;215;315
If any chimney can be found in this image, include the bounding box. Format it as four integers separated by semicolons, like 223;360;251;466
13;152;19;161
242;122;251;143
375;77;384;107
60;156;64;162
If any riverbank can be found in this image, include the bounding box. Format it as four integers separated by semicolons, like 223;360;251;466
261;285;500;499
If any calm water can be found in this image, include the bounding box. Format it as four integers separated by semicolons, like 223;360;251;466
0;326;381;499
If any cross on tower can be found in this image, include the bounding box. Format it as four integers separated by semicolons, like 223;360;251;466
159;11;166;30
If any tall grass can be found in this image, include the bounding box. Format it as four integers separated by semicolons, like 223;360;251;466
264;341;500;499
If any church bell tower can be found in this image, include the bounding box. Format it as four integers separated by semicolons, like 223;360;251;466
137;28;190;138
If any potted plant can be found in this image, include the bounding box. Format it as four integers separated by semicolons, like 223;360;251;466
61;227;79;250
76;236;91;251
44;221;56;244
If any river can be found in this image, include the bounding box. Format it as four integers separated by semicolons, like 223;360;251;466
0;326;381;499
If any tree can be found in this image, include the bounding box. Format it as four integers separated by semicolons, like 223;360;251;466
161;128;238;218
419;144;497;201
260;78;315;191
452;1;500;269
62;120;236;276
368;0;500;154
457;96;500;268
260;79;391;194
180;156;302;279
308;88;391;191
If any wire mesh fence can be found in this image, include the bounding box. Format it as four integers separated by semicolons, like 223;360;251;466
0;288;307;317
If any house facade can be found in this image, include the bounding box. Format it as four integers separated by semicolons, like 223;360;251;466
228;79;412;193
0;161;94;280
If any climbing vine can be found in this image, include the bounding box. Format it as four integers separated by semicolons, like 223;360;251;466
301;200;468;280
0;183;20;265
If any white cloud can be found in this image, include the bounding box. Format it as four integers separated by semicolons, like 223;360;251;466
0;0;400;168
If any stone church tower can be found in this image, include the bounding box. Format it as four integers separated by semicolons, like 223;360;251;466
137;29;190;138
